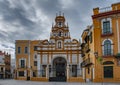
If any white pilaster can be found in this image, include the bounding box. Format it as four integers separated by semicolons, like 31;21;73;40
28;41;30;68
82;68;85;79
93;68;95;79
67;65;69;79
77;65;79;77
46;65;49;79
24;70;27;77
17;71;19;78
37;54;41;77
30;70;32;77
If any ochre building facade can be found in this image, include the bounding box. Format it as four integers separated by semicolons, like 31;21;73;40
81;2;120;82
15;14;84;82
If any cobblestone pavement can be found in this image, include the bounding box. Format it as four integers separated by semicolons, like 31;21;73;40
0;79;120;85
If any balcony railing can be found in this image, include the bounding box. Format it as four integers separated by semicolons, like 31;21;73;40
81;54;85;57
99;6;112;13
18;65;27;69
81;58;93;67
84;44;90;53
103;49;114;57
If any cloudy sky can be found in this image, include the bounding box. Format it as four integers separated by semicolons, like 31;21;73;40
0;0;120;58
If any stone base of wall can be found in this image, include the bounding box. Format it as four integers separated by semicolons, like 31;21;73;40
31;77;48;82
93;78;120;83
67;77;85;82
16;77;26;80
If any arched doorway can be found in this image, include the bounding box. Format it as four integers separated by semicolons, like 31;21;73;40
49;57;67;81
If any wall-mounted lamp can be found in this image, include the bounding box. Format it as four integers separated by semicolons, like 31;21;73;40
94;52;98;58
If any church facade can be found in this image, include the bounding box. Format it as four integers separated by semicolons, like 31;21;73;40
15;14;84;82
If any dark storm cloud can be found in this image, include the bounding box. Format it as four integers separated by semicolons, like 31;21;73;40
0;0;120;58
0;0;45;43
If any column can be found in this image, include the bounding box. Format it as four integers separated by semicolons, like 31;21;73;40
82;68;85;79
77;64;80;77
46;65;49;79
3;67;5;79
67;65;69;79
37;54;41;77
24;70;27;77
30;70;32;77
28;41;30;68
93;68;95;79
17;70;19;78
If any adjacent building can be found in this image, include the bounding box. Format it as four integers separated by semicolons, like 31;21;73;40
81;2;120;82
15;13;83;82
0;51;11;79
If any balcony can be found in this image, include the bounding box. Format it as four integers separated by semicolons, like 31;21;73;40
102;49;114;57
85;44;90;53
81;58;93;67
81;54;85;57
81;43;85;48
18;65;27;69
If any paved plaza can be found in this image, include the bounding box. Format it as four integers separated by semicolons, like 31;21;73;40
0;79;120;85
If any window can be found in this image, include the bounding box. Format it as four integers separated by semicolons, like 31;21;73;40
103;21;111;34
1;67;3;72
65;33;66;36
34;61;37;66
20;60;25;68
58;22;62;27
25;47;28;53
34;46;37;50
42;65;46;77
33;72;36;77
72;65;77;77
103;40;112;56
19;71;24;77
18;47;21;53
58;32;62;36
88;67;90;74
34;55;37;59
104;66;113;78
58;41;61;48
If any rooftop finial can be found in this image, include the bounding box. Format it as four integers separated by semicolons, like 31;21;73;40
52;22;54;27
59;11;61;16
56;13;58;16
63;13;64;16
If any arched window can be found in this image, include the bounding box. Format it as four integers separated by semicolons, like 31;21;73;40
58;41;61;48
59;32;62;36
103;40;112;56
58;22;62;27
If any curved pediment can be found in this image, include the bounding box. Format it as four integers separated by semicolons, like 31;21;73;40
42;39;49;45
103;61;114;65
72;39;78;44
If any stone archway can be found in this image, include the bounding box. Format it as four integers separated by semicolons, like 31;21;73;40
49;57;67;81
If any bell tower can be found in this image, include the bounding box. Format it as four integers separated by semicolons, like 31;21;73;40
50;12;71;39
50;12;71;49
